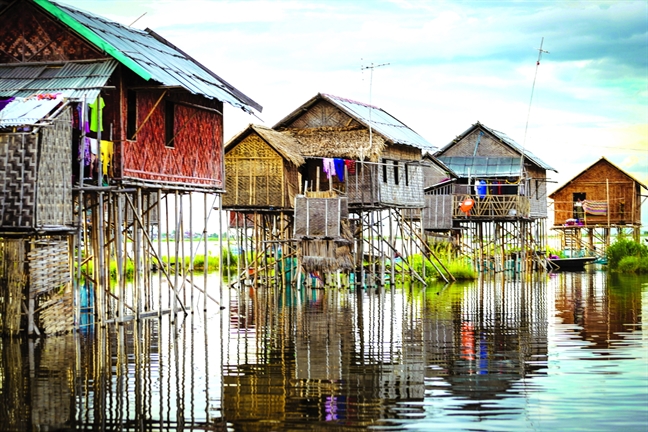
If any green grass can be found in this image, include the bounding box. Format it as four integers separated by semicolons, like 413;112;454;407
74;249;241;283
404;253;477;282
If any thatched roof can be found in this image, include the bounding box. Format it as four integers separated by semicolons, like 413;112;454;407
225;124;305;166
284;126;386;162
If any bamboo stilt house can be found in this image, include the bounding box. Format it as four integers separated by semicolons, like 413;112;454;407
427;122;557;225
548;157;646;229
223;124;304;210
273;93;436;209
0;0;260;334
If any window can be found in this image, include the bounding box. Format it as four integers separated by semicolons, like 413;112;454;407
127;90;137;139
393;160;399;185
382;159;387;183
404;164;409;186
165;101;175;148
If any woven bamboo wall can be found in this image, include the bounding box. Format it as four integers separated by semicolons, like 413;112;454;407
526;165;548;218
293;197;348;238
346;163;379;206
551;159;641;226
28;236;71;299
223;134;296;208
442;129;518;158
37;107;74;226
288;100;362;129
378;160;425;208
422;195;453;230
0;133;38;228
122;90;224;188
0;1;103;63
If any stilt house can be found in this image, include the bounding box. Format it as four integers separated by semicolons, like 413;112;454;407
271;93;436;276
0;0;259;335
223;124;304;211
426;122;556;228
273;93;435;209
549;157;646;241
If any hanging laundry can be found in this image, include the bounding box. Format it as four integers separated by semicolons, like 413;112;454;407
0;97;15;112
322;158;336;179
344;159;356;175
476;179;487;199
100;140;113;176
89;96;105;132
79;137;92;166
334;158;345;182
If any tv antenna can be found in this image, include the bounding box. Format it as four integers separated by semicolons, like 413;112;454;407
360;61;389;160
520;38;549;174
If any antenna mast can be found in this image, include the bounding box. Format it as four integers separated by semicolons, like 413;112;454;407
521;38;549;174
361;61;389;160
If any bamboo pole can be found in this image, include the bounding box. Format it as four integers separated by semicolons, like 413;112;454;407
206;192;210;312
158;190;163;317
189;193;194;311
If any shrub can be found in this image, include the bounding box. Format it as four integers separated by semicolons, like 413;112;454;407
607;238;648;271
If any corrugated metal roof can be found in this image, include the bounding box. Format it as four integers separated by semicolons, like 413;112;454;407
321;94;436;152
437;122;556;172
39;0;261;114
0;59;117;101
0;96;63;126
438;156;523;178
479;124;556;172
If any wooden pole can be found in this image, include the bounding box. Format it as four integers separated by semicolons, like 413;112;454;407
606;178;610;228
158;190;163;317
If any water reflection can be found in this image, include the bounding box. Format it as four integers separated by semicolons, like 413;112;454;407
0;271;645;431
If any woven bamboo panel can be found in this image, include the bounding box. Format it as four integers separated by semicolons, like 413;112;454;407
224;134;287;208
28;236;71;298
294;197;348;238
346;163;378;206
123;91;224;187
0;133;37;227
452;195;530;219
422;195;453;230
37;107;73;226
289;100;360;128
0;1;103;63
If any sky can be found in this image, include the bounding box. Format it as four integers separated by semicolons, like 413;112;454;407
61;0;648;227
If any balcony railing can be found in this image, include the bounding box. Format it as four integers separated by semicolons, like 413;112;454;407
452;195;530;219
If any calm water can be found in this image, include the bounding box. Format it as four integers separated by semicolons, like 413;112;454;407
0;270;646;431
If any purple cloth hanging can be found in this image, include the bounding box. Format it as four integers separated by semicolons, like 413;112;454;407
0;97;15;112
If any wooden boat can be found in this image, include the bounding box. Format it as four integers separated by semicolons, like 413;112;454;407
547;256;597;271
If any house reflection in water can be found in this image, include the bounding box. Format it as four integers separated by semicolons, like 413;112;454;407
0;272;642;429
221;277;552;425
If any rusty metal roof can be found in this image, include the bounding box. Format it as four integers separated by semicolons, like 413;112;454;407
0;59;117;101
36;0;261;114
